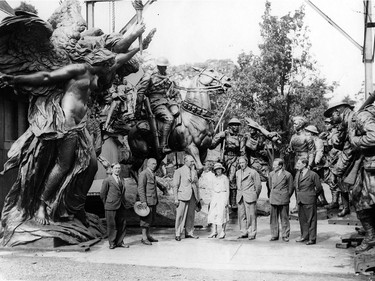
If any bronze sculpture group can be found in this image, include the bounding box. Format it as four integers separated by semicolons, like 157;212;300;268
0;1;374;265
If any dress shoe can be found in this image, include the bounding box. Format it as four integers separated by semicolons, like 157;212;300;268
109;244;116;249
295;237;307;243
147;236;158;242
141;239;152;245
282;237;289;242
270;237;279;241
175;236;181;241
248;236;256;240
237;234;248;239
218;232;226;239
208;233;218;238
306;240;316;245
185;234;199;239
117;242;129;248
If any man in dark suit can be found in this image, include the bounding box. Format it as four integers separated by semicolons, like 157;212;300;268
236;156;262;240
100;163;128;249
294;157;323;245
138;158;167;245
268;158;294;242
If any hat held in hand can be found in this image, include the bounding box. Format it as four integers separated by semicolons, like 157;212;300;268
134;201;150;217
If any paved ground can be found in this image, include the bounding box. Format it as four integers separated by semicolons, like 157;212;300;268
0;184;372;280
0;216;370;281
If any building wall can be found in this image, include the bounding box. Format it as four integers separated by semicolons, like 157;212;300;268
0;88;28;213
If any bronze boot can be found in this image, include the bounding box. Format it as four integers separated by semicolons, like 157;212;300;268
337;192;350;217
160;123;172;154
355;211;375;253
326;190;339;210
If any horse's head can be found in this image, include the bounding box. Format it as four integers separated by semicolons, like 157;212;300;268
192;66;231;90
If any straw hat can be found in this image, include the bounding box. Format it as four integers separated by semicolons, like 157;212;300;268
134;201;150;217
213;162;226;173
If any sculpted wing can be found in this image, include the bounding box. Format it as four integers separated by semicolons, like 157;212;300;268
0;11;70;96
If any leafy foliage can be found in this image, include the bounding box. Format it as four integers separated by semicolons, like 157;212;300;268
230;1;334;145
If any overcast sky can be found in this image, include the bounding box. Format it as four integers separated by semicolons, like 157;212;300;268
6;0;367;102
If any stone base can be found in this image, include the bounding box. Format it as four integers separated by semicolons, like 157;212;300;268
328;212;360;226
355;248;375;274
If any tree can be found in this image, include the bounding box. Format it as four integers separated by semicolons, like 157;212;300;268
230;1;334;146
14;1;38;15
342;95;357;107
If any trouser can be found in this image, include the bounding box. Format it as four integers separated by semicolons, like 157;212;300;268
270;204;290;239
298;202;317;241
175;195;196;236
105;206;127;247
140;205;157;228
238;198;257;237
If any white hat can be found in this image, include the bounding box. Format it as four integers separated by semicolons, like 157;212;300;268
134;201;150;217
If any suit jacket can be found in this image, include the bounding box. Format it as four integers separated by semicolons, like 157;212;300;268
100;175;126;211
268;169;294;205
138;168;158;206
173;165;199;201
294;169;322;205
236;167;262;204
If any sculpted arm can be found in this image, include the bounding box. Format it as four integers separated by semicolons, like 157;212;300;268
112;23;145;53
210;131;226;149
351;114;375;150
314;138;324;165
136;71;152;96
307;136;315;167
137;172;147;203
1;64;87;87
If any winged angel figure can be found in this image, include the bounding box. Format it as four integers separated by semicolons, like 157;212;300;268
0;0;153;247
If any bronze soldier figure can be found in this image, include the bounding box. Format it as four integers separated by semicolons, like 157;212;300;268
305;125;328;207
324;101;375;252
321;118;341;210
210;117;246;209
287;116;315;213
135;57;178;154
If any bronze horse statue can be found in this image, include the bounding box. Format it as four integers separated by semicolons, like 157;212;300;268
127;67;231;174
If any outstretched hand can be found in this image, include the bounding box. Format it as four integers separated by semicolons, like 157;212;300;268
132;22;146;37
0;74;14;88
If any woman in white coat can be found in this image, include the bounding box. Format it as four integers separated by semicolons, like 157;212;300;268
207;163;230;239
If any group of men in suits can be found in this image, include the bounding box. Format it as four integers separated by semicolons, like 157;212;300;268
100;155;201;248
268;157;322;245
99;151;322;249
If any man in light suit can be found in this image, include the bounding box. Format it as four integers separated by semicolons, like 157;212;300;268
100;163;128;249
173;154;200;241
138;158;167;245
295;157;323;245
268;158;294;242
236;156;262;240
